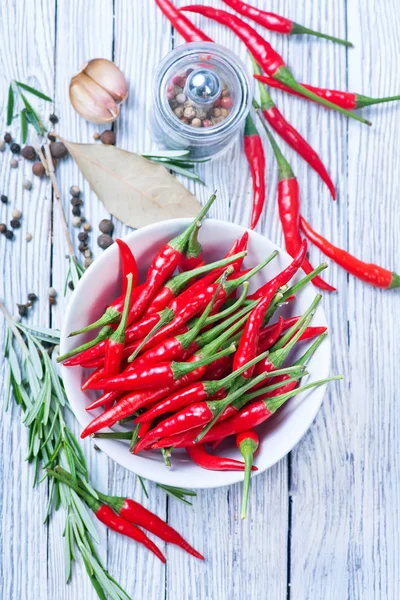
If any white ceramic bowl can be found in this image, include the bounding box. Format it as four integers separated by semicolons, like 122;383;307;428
61;219;330;489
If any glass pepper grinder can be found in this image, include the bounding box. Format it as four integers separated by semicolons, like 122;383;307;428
150;42;252;158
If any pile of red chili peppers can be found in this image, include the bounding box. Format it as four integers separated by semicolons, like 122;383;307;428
59;197;341;519
153;0;400;291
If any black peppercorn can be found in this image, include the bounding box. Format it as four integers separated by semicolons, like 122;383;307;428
47;132;57;142
78;231;88;242
4;133;12;143
1;194;8;204
49;141;68;159
5;230;14;240
10;219;21;229
68;281;74;290
32;162;46;177
27;292;37;302
99;218;114;235
0;223;6;234
78;241;88;252
10;142;21;154
72;206;81;216
70;198;83;207
97;233;113;249
17;303;28;317
49;113;59;124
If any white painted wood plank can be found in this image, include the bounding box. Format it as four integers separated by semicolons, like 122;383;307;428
0;1;55;599
48;1;114;598
290;0;400;599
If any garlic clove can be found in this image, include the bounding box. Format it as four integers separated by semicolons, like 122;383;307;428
69;72;120;124
83;58;128;103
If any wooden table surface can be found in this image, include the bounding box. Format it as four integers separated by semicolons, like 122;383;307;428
1;1;399;598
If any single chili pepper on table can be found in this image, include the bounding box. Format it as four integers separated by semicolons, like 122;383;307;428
179;221;205;271
116;238;139;292
186;444;258;472
181;6;370;125
69;192;218;337
243;112;266;230
221;0;352;46
155;0;212;42
103;273;133;378
252;58;336;199
236;429;259;519
300;216;400;288
254;74;400;111
47;469;166;562
258;120;335;292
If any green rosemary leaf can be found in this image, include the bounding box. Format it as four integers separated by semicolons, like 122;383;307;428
71;490;100;544
7;84;14;125
24;371;48;426
44;476;56;524
89;575;108;600
15;80;52;101
18;322;60;344
26;334;43;379
25;358;41;397
8;343;22;384
64;515;73;583
65;429;88;477
20;109;28;143
64;442;77;481
138;475;149;498
156;483;196;505
21;93;46;134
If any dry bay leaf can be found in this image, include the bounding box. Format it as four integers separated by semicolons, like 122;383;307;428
63;140;201;228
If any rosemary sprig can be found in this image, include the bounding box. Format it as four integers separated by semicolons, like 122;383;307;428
6;80;51;138
1;301;196;597
141;150;209;184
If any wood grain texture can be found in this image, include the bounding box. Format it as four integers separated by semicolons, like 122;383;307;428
1;0;400;599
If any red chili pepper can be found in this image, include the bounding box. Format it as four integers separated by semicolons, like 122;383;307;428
221;0;351;46
146;249;245;315
179;221;205;272
236;429;259;519
134;348;271;427
300;217;400;288
47;469;165;562
203;354;233;381
186;443;257;472
85;390;122;412
181;6;370;126
259;122;335;292
68;193;217;337
243;113;266;230
248;239;308;301
81;366;105;391
58;325;114;364
257;316;284;352
252;60;335;199
115;239;138;293
103;274;133;378
155;0;212;42
254;74;400;111
126;251;277;363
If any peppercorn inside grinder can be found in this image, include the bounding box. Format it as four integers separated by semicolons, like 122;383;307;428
150;42;252;158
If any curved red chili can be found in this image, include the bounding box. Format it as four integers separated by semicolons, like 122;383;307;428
254;74;400;111
115;238;138;292
186;444;257;472
155;0;212;42
260;122;335;292
243;113;266;230
252;60;336;199
47;469;165;562
103;274;133;378
236;429;259;519
181;5;370;126
222;0;351;46
300;216;400;288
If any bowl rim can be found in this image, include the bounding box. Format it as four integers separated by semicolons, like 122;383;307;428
60;217;331;489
